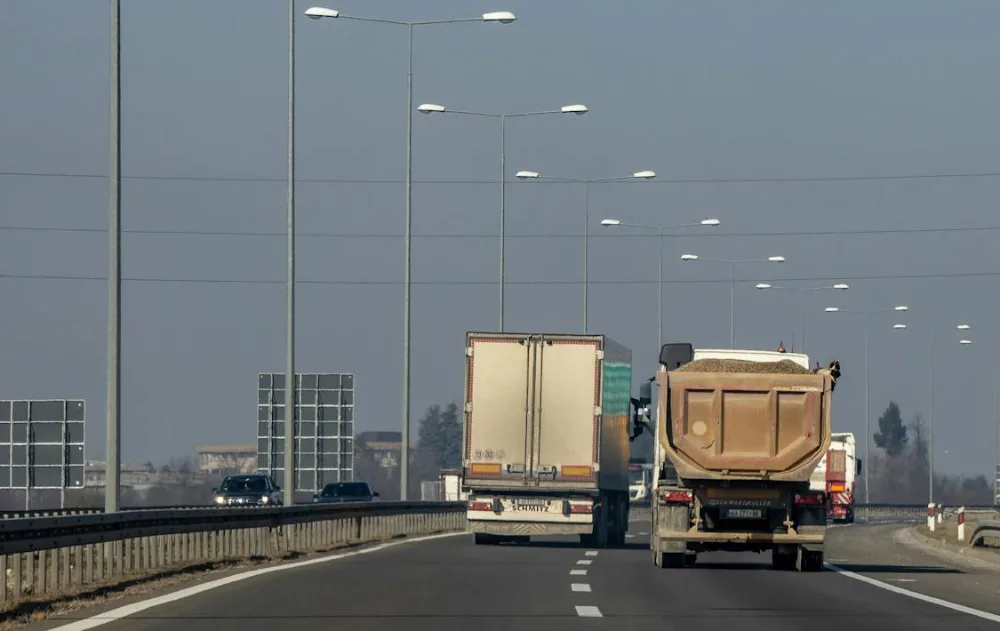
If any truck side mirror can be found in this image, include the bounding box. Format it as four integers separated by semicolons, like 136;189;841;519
637;380;652;408
856;459;862;475
659;343;693;369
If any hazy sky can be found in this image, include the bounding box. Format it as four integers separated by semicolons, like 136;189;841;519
3;0;1000;477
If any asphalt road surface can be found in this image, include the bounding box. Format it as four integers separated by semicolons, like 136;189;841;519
32;518;1000;631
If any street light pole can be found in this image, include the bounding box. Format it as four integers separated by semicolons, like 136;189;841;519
306;7;516;501
600;218;722;355
105;0;122;514
283;0;297;505
421;106;589;333
754;283;850;356
680;254;787;349
517;171;655;333
826;304;911;503
896;323;971;504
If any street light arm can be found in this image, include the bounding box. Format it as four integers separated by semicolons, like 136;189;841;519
612;220;719;231
306;10;516;26
517;173;656;184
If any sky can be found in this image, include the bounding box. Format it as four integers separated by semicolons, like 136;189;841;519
2;0;1000;478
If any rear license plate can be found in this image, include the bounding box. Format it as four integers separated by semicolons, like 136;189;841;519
724;508;763;519
510;498;550;512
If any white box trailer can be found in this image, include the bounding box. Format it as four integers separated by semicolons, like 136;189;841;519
462;332;633;547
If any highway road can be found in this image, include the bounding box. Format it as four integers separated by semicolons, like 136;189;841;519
31;517;1000;631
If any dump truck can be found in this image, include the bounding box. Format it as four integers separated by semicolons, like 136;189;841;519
462;332;633;547
632;344;837;571
809;433;859;523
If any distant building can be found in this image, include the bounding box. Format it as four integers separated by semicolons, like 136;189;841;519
196;444;256;475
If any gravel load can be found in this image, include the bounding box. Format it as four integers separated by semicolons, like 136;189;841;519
671;358;815;375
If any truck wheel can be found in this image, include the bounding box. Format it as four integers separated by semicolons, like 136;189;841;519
797;549;824;572
657;551;684;569
771;548;796;571
683;552;697;567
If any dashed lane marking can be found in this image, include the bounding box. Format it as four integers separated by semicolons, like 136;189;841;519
576;605;603;618
585;551;599;557
576;559;593;565
826;563;1000;623
625;534;636;538
571;583;592;592
570;569;588;576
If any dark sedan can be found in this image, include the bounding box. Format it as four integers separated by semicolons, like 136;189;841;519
312;481;379;503
213;474;283;506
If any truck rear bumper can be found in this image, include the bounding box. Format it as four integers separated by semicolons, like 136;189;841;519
468;520;593;536
660;531;825;545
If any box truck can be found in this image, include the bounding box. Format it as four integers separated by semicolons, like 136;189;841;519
462;332;632;547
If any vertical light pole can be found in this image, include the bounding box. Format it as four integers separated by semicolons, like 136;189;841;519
754;283;850;355
891;323;970;504
105;0;122;513
305;7;517;500
954;338;997;504
680;254;786;348
600;219;721;351
282;0;297;505
417;104;589;332
514;170;657;332
824;304;910;502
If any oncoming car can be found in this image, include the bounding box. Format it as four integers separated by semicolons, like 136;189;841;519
312;481;379;503
213;474;283;506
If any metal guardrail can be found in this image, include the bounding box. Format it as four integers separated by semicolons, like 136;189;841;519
0;501;464;610
0;505;211;520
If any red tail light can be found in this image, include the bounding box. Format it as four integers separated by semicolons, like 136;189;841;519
794;492;825;506
569;502;593;514
659;490;693;504
468;501;493;511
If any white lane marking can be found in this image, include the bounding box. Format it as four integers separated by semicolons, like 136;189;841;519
888;578;917;583
571;583;592;592
638;531;649;535
826;563;1000;623
576;605;603;618
585;550;599;557
570;569;588;576
625;534;636;538
576;559;593;565
49;531;468;630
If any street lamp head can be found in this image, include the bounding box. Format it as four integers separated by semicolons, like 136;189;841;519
833;283;850;290
755;283;772;290
600;219;620;227
893;324;907;329
768;256;786;263
482;11;517;23
960;339;973;345
957;324;971;330
417;103;446;114
633;170;656;179
515;171;539;179
824;307;840;313
894;305;909;311
701;218;722;226
680;254;698;261
305;7;340;19
561;104;589;115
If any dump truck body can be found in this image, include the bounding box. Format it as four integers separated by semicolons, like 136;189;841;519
649;345;834;572
461;332;632;546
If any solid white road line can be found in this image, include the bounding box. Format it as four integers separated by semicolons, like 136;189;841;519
575;605;603;618
585;550;599;557
571;583;592;592
576;559;593;565
49;531;469;630
826;563;1000;623
570;569;588;576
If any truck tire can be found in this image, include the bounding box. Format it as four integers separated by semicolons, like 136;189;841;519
683;551;697;567
771;548;796;571
656;551;684;568
797;549;824;572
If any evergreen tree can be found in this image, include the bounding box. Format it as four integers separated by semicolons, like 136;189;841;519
873;401;908;457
